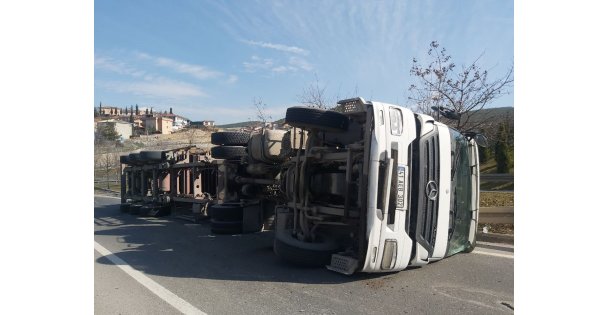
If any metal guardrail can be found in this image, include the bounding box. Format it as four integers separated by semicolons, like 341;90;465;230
94;187;120;194
479;207;513;224
480;190;513;193
94;179;120;183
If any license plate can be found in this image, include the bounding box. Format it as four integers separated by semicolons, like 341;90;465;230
397;166;406;208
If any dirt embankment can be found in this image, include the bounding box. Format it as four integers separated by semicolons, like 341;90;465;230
125;129;213;152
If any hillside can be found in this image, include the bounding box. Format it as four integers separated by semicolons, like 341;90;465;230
462;107;513;127
95;128;214;158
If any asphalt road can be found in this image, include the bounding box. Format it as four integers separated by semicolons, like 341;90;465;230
94;195;514;315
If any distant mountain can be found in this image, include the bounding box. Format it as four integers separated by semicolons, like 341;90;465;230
464;107;513;125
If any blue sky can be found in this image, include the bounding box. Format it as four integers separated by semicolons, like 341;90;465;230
95;0;513;124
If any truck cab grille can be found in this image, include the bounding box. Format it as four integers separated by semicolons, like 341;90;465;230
412;124;440;254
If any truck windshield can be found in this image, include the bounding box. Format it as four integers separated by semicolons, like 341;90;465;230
446;129;473;256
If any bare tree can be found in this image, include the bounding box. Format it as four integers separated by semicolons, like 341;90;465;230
253;97;272;125
186;127;197;145
408;41;513;131
334;84;360;104
95;149;119;190
298;73;329;109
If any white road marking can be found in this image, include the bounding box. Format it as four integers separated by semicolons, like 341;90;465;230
477;241;514;249
433;286;511;313
94;241;207;315
473;249;514;259
95;194;121;200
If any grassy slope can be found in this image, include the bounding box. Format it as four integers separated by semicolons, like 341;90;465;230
480;192;513;207
479;156;514;190
94;183;121;192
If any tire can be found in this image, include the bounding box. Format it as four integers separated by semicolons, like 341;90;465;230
148;205;171;217
138;205;152;216
210;146;247;160
119;203;130;212
140;150;164;161
285;106;349;132
211;132;250;146
129;204;142;215
128;153;142;163
273;230;340;267
210;219;242;234
208;203;243;221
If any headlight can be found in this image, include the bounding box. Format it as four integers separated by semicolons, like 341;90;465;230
389;107;403;135
381;239;398;270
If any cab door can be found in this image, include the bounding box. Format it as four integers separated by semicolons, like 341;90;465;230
468;138;480;246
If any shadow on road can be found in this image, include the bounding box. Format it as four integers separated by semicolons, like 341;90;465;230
94;201;390;285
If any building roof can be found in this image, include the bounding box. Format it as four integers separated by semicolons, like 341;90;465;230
158;113;191;121
175;115;191;121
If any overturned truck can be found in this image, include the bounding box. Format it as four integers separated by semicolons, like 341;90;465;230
118;97;483;275
208;97;483;275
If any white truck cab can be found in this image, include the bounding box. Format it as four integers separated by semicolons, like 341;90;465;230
274;97;481;274
360;101;417;272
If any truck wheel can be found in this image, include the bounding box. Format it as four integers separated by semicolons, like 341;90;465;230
210;219;242;234
129;204;142;215
128;153;142;163
119;155;131;164
208;203;243;221
210;146;247;160
119;203;130;212
138;205;153;216
211;132;250;146
285;106;349;132
139;150;164;161
273;230;340;267
149;205;171;217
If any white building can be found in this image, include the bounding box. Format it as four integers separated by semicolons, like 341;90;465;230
96;119;133;141
172;115;190;131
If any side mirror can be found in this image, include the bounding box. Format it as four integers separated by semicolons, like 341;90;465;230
475;134;488;148
431;106;461;121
